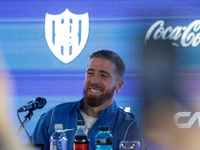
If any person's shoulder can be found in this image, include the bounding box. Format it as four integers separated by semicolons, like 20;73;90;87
53;100;80;113
55;100;79;108
115;108;138;128
117;107;136;121
114;108;139;135
41;100;80;118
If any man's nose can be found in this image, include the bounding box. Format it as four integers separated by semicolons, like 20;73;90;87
91;74;99;83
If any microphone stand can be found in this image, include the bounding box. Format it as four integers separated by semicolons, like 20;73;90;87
16;110;33;143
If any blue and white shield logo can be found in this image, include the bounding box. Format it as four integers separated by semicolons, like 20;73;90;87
45;9;89;63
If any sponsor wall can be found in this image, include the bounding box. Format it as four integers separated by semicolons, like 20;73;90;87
0;0;200;149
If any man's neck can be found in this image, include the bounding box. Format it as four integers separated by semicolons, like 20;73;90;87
81;103;101;118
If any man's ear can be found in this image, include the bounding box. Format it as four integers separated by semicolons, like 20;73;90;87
116;79;124;93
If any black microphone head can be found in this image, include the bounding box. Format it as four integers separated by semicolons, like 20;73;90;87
35;97;47;109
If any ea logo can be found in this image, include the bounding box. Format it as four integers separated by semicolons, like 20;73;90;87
45;9;89;63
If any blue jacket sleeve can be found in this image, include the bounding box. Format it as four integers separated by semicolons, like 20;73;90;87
32;109;53;150
124;121;145;150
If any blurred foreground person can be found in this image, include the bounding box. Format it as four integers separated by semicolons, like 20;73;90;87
0;54;27;150
143;39;200;150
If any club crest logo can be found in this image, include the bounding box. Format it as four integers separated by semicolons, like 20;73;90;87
45;9;89;63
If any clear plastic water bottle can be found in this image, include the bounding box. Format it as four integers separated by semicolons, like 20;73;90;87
95;126;113;150
50;124;67;150
73;120;89;150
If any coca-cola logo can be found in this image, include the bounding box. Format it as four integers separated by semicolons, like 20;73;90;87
145;20;200;47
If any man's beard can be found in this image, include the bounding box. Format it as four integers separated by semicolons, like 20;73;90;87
83;84;116;108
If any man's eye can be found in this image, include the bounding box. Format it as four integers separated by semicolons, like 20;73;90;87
101;74;108;78
87;72;93;75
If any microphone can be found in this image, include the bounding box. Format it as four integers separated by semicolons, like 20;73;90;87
17;97;47;112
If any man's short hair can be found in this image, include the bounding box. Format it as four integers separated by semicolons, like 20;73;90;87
90;50;125;79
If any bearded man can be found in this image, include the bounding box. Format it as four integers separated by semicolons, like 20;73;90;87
32;50;145;150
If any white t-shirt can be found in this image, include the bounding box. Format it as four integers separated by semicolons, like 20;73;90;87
81;111;98;133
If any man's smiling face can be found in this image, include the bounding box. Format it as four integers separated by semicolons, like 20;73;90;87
83;57;118;108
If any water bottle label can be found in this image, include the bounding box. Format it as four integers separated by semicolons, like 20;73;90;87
98;139;106;143
96;138;112;145
74;143;89;150
50;145;57;150
96;145;112;150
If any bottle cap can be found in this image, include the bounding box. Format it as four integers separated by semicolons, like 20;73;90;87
54;124;63;129
77;120;85;125
99;126;109;131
